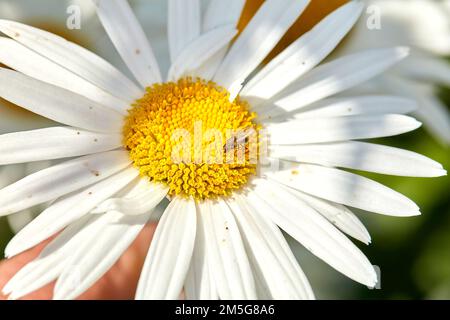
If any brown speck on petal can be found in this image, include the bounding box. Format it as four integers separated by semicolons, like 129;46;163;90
135;49;141;55
91;170;100;177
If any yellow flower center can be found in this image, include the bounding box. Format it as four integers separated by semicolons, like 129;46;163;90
123;78;260;199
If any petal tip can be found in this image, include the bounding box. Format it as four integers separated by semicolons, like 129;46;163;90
2;282;13;295
410;210;422;217
361;235;372;246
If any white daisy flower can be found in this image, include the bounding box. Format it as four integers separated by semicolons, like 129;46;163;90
0;0;446;300
332;0;450;145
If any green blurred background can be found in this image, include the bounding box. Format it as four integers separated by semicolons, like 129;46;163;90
0;0;448;299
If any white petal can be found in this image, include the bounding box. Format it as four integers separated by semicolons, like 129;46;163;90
0;19;142;102
6;209;37;234
185;206;214;300
395;55;450;86
168;25;237;81
273;47;410;112
414;94;450;146
0;164;25;189
381;75;450;145
136;197;196;300
91;178;168;215
1;164;36;234
195;0;245;80
249;179;377;287
23;160;55;218
54;211;152;300
0;127;122;165
0;68;124;133
261;95;417;122
265;163;420;216
267;114;421;145
279;187;371;244
214;0;310;96
206;262;219;300
0;37;129;114
269;141;446;177
93;0;162;86
227;195;315;299
241;1;363;100
0;101;55;135
0;150;131;217
252;268;272;299
202;0;245;31
192;50;228;81
3;216;93;299
334;0;450;56
24;161;55;214
168;0;201;63
4;166;138;257
24;160;53;176
199;200;257;300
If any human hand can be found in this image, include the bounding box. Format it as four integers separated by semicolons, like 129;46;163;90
0;223;157;300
